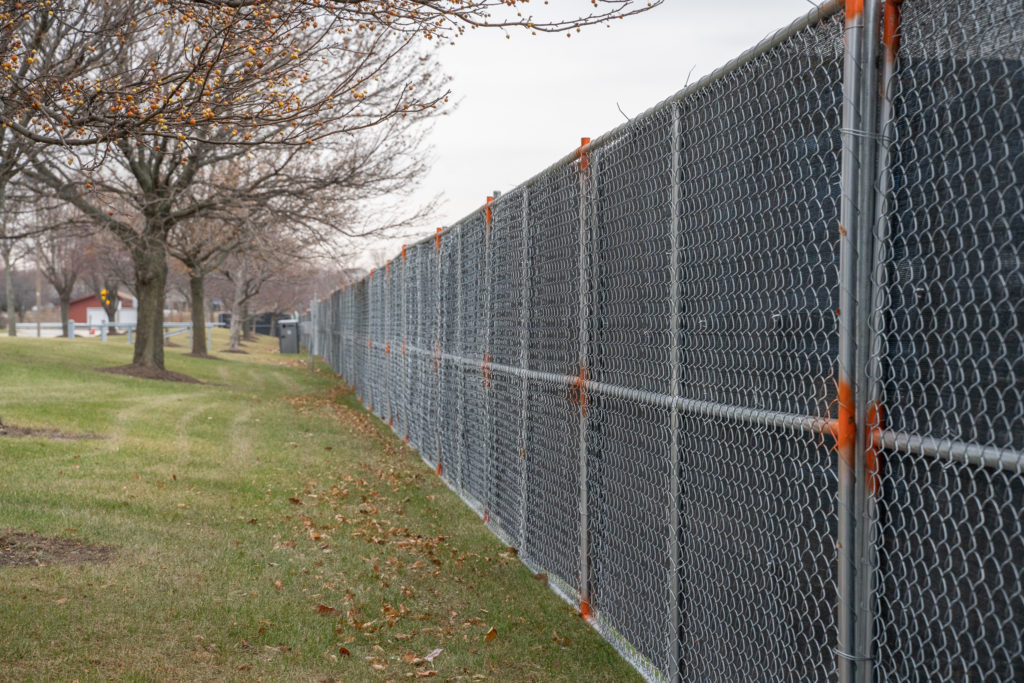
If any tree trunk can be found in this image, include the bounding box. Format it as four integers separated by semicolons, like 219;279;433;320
59;292;71;337
131;238;169;369
2;246;14;337
228;258;246;352
188;270;208;356
242;302;256;341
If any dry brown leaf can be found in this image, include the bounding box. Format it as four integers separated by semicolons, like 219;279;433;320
534;572;548;585
316;603;335;615
484;627;497;642
338;646;351;657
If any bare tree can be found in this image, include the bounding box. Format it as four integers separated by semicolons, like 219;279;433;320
4;0;658;371
33;207;88;336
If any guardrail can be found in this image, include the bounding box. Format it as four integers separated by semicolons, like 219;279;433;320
10;321;225;344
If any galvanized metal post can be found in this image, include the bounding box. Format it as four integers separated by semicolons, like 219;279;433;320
577;138;594;618
837;1;882;680
667;102;683;683
482;198;494;518
435;228;443;474
518;188;532;557
455;223;464;491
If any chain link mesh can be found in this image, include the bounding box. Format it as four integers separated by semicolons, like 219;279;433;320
302;1;1023;679
871;0;1024;679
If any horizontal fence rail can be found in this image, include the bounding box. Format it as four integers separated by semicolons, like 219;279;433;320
304;1;1024;680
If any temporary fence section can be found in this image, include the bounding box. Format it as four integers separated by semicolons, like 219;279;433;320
304;0;1023;680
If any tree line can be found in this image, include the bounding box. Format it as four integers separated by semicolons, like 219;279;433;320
0;0;658;371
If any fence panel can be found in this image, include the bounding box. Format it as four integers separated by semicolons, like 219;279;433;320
871;0;1024;679
307;1;1023;680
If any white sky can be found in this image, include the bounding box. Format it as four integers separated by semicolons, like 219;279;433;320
359;0;821;267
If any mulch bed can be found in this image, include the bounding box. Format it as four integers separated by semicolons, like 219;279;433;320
0;423;104;440
98;364;201;383
0;531;116;568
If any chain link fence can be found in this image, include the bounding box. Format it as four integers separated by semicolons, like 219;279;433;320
303;0;1023;679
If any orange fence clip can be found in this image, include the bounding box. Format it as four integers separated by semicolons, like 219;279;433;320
578;137;591;171
882;0;903;54
385;342;390;355
435;227;442;250
401;244;407;260
580;597;593;621
485;196;494;231
571;366;589;415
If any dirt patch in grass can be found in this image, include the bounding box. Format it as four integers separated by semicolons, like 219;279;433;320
0;531;116;568
221;348;249;354
0;422;104;441
98;364;201;383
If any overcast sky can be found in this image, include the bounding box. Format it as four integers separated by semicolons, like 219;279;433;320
358;0;821;267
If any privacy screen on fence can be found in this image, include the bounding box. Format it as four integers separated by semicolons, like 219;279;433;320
304;0;1023;680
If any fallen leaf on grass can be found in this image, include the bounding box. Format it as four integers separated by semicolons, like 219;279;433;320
272;579;283;590
316;603;335;615
338;647;351;657
534;572;548;585
55;597;68;605
484;627;497;642
423;647;443;663
289;497;303;505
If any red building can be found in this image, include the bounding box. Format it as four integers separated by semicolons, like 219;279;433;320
68;293;136;326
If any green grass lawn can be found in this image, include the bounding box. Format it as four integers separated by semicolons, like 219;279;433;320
0;331;639;682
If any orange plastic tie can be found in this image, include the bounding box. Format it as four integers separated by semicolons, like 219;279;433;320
435;227;442;250
482;509;489;523
388;417;393;427
882;0;903;55
436;462;443;477
485;196;494;230
580;598;593;621
836;380;855;469
385;342;390;355
404;435;409;444
578;137;591;171
401;244;407;260
572;366;590;415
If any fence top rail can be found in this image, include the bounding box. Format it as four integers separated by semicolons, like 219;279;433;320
398;0;845;255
